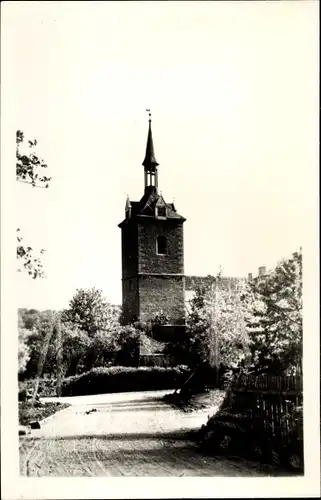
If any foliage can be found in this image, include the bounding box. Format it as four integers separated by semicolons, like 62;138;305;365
16;229;46;279
16;130;51;188
32;311;56;380
165;276;251;370
18;326;31;374
19;308;40;330
18;310;55;379
18;296;144;381
151;312;170;327
61;365;188;397
114;325;140;366
164;250;302;379
246;250;302;374
62;288;120;337
19;401;70;426
16;130;51;279
58;288;141;372
19;377;57;398
56;321;91;377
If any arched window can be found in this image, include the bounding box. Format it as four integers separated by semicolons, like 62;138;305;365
157;235;167;255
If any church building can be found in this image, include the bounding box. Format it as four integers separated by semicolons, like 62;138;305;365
118;113;186;340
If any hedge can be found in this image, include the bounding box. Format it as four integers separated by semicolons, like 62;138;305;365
61;365;189;396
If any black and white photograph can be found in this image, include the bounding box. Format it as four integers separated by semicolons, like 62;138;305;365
1;0;319;498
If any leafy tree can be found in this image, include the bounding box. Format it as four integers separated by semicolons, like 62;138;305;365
16;130;51;279
18;331;31;374
56;321;92;377
59;289;125;373
165;275;251;371
18;308;40;330
115;325;140;366
62;288;120;337
20;310;56;379
247;250;302;374
18;312;31;374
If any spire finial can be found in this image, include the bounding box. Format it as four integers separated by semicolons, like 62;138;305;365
125;194;131;210
142;109;159;171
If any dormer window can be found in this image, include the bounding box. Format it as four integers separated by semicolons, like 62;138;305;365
156;206;166;218
157;236;167;255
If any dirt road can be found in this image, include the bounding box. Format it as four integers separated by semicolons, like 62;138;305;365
19;390;284;477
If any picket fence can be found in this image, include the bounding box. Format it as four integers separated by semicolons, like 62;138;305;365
228;373;303;450
138;354;173;368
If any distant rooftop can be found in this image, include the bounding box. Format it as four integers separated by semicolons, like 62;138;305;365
185;275;245;291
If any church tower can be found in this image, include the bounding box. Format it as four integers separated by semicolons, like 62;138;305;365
118;112;186;340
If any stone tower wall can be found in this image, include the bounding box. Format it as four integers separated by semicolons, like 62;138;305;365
121;277;139;324
138;275;185;325
121;217;185;326
138;220;184;275
121;222;138;279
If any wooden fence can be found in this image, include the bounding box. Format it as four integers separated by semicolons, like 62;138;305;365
227;373;303;452
138;354;173;368
234;373;303;394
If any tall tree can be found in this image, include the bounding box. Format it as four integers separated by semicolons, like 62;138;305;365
62;288;120;337
246;250;302;374
18;312;31;375
165;274;251;370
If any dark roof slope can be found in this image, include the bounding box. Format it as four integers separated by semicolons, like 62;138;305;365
119;187;185;226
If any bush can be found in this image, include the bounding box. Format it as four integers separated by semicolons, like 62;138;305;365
61;365;188;396
19;377;57;398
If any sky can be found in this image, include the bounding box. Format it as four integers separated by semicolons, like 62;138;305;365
3;1;318;311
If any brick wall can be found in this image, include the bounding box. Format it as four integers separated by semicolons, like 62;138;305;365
121;214;185;328
139;275;185;325
138;219;184;275
185;275;246;292
121;222;138;279
122;277;139;323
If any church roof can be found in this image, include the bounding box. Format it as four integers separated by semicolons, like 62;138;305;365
119;188;185;226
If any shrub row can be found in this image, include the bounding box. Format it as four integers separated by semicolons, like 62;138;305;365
61;365;189;397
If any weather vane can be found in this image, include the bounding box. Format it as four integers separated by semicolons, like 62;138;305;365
146;109;152;121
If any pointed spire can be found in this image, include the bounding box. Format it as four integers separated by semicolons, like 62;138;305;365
142;110;159;171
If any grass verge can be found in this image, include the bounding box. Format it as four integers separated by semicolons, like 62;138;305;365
19;401;70;426
164;389;226;413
